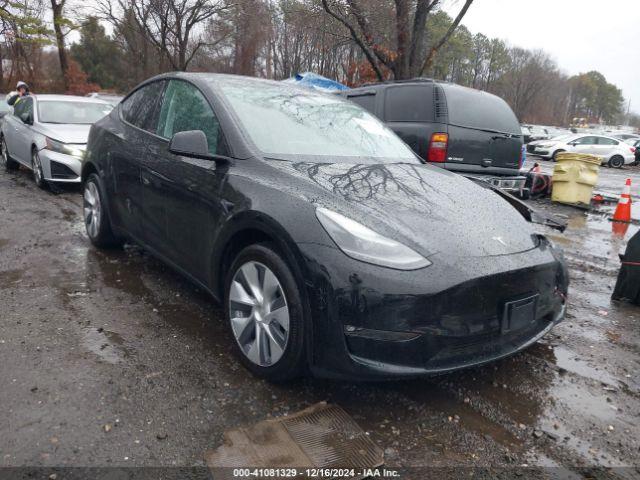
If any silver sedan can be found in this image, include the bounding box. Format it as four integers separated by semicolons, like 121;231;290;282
0;94;112;188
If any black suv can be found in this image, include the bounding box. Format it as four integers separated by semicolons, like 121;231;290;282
341;79;525;191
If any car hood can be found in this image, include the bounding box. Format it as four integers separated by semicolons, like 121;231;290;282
34;123;91;144
268;160;538;259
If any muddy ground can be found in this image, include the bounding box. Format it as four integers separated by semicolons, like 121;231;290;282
0;162;639;479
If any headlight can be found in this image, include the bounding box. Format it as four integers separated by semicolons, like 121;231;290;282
45;137;86;158
315;207;431;270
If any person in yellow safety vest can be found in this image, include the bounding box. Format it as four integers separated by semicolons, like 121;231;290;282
6;81;30;106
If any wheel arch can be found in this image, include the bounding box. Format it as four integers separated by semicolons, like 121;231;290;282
212;211;309;300
81;161;99;184
211;211;315;367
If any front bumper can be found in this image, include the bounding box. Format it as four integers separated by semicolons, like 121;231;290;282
38;148;82;183
298;241;568;380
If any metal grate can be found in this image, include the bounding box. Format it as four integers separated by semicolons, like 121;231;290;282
206;403;384;479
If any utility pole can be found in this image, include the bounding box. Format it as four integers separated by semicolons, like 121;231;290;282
626;98;631;126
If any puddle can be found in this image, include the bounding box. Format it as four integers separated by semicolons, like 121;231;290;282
0;268;26;288
552;345;620;387
81;327;129;364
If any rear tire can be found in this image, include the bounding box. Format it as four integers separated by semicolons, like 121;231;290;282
608;156;624;169
83;173;122;248
1;136;19;171
31;149;46;189
224;243;306;382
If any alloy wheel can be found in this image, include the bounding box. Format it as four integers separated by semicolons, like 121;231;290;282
83;181;102;239
32;151;43;184
609;156;624;169
0;139;7;167
228;261;289;367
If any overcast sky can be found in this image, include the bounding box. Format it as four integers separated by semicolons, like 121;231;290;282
444;0;639;113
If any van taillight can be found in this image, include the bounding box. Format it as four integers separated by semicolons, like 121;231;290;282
428;133;448;163
631;147;636;154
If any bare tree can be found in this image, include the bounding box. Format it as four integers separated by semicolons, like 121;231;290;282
320;0;473;80
98;0;229;72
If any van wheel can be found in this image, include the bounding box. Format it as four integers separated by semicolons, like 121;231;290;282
608;156;624;169
225;243;306;382
1;136;19;171
552;149;565;162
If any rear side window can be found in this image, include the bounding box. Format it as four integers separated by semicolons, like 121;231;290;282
384;85;433;122
574;136;598;145
121;81;165;132
597;137;618;145
442;84;520;134
347;93;376;114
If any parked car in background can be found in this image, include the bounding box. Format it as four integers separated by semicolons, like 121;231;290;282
0;95;113;187
629;139;640;165
529;134;636;167
81;73;568;381
0;98;12;118
341;79;526;192
613;133;640;142
527;134;573;154
522;124;550;142
86;92;124;107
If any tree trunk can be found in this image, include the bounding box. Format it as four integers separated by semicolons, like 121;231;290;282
51;0;69;91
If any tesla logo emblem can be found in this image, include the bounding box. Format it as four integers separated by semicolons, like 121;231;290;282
493;236;507;246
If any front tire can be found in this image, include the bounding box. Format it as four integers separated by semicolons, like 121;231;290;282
83;173;122;248
31;149;46;189
552;149;565;162
0;136;19;171
608;156;624;169
225;243;306;382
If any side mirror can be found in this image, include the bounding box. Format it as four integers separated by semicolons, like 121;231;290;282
169;130;213;160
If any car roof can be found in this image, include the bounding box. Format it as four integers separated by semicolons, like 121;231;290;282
33;94;110;104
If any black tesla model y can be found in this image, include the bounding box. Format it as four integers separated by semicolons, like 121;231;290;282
81;73;568;381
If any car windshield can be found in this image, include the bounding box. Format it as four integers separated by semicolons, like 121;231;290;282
214;77;418;164
37;100;112;124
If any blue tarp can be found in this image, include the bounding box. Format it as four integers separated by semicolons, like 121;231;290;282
283;72;349;92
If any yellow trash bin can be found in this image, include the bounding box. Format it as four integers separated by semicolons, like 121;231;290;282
551;152;601;206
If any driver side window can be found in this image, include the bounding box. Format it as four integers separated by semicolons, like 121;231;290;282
14;97;33;123
156;80;226;156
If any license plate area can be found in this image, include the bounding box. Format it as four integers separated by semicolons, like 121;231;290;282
502;294;538;333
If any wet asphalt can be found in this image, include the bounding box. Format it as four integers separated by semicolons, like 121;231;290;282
0;163;639;479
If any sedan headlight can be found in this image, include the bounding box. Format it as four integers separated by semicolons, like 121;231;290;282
315;207;431;270
45;137;86;159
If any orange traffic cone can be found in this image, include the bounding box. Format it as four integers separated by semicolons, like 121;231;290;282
612;221;630;237
612;178;632;223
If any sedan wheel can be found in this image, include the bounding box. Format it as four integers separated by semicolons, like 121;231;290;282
84;181;102;240
229;261;289;367
226;244;306;381
1;137;19;171
31;150;46;188
608;156;624;169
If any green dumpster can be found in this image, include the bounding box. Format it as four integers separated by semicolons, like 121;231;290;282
551;152;601;206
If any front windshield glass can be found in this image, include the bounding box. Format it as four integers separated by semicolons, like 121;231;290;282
214;77;418;164
37;100;112;124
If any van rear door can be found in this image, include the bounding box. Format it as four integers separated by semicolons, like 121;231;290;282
440;84;522;176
